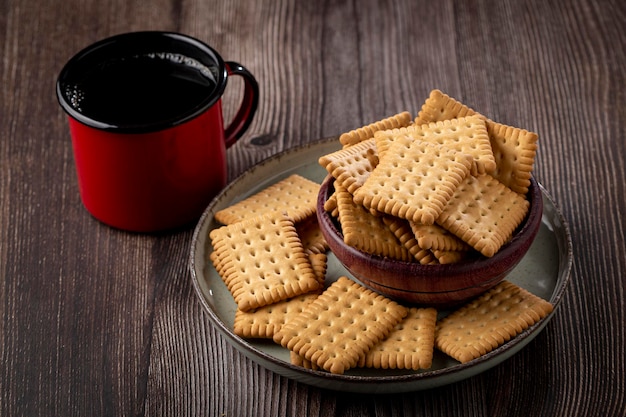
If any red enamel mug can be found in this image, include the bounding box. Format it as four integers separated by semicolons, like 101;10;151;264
56;32;258;232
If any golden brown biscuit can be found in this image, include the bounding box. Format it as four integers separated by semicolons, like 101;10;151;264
214;174;320;225
318;138;379;194
375;115;495;175
339;111;413;148
290;351;320;370
435;280;553;363
336;184;412;261
436;174;529;257
274;277;408;374
209;213;321;311
360;307;438;370
486;121;538;194
354;137;473;225
415;89;538;194
233;292;320;338
415;89;477;125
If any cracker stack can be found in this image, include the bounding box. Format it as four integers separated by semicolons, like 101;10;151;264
319;89;537;261
207;90;553;375
209;174;439;374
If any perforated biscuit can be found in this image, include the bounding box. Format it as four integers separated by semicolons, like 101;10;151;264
415;89;538;194
339;111;413;148
233;292;320;339
415;89;477;125
336;184;412;261
435;280;553;363
487;122;538;195
209;213;321;311
375;116;495;175
418;116;494;175
354;138;473;225
436;174;529;257
274;276;408;374
371;128;399;161
233;252;327;339
360;307;437;370
214;174;320;225
318;138;379;194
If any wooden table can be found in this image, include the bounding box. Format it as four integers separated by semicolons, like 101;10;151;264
2;0;624;415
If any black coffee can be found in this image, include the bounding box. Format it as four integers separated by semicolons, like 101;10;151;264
65;52;217;127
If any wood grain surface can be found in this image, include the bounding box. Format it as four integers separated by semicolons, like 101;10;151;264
1;0;624;416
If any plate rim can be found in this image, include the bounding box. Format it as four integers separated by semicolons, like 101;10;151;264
189;138;573;393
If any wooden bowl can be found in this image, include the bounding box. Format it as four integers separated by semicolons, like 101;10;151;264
316;176;543;307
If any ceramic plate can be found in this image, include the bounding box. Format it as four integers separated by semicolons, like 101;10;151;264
189;138;573;393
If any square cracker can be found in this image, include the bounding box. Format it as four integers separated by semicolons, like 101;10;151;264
375;115;495;175
436;173;529;257
336;184;412;261
415;89;538;194
339;111;412;148
486;121;538;195
435;280;553;363
232;253;327;339
360;307;437;371
318;138;379;194
233;292;320;339
274;276;408;374
354;137;473;225
214;174;320;225
209;213;321;312
415;89;477;125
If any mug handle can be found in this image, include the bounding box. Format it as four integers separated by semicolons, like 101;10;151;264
224;61;259;148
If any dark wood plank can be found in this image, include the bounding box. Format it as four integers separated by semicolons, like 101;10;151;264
1;0;624;416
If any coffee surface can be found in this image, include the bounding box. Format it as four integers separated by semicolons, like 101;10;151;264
66;52;217;127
